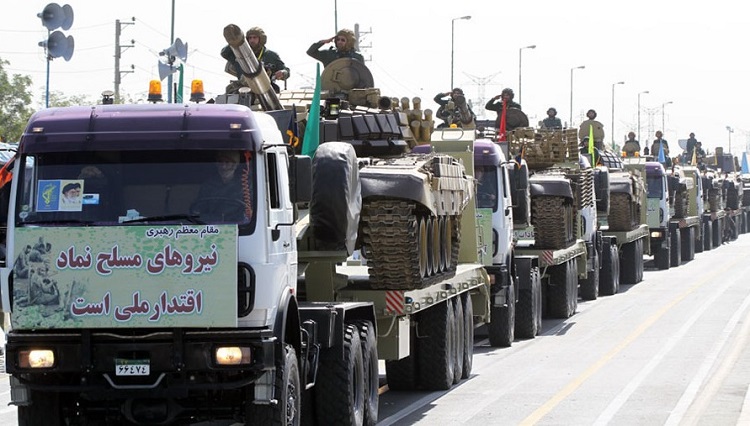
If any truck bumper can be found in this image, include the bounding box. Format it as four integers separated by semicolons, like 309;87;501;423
6;328;276;421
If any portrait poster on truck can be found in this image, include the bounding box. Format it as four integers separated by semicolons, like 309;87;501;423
11;225;238;329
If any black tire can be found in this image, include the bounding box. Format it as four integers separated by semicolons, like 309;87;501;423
600;242;620;296
18;391;61;426
579;250;599;301
681;227;695;261
354;321;379;426
461;293;474;379
452;297;464;384
654;244;671;270
704;220;713;251
636;239;645;282
712;218;722;247
546;259;577;319
248;343;301;426
417;300;456;390
620;241;639;285
695;223;705;254
515;265;542;339
315;324;366;426
670;228;682;267
488;275;515;347
385;355;416;391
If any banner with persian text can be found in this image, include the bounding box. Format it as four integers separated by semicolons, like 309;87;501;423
11;225;237;329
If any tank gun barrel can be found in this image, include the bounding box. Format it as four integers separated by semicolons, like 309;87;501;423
223;24;283;111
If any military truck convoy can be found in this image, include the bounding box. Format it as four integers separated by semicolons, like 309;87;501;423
1;23;748;426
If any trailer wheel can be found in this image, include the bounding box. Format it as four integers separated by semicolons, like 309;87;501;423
636;238;645;282
18;391;61;426
247;343;301;426
354;321;379;426
579;250;599;301
452;297;465;384
681;227;695;261
546;259;577;319
461;293;474;378
315;324;365;426
417;300;456;390
695;223;705;254
712;218;722;247
703;220;713;251
600;241;620;295
488;275;515;347
515;265;542;339
620;240;641;285
670;228;682;267
654;244;671;270
385;355;416;391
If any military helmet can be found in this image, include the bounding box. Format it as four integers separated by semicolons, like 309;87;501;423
336;29;357;52
245;27;267;47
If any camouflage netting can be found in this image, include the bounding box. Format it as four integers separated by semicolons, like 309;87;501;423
508;128;579;169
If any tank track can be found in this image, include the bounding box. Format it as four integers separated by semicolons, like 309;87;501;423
608;192;639;231
532;196;575;249
673;189;689;218
361;200;460;290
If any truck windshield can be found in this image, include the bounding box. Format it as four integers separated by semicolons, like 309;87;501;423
15;149;256;229
475;166;498;211
647;176;663;198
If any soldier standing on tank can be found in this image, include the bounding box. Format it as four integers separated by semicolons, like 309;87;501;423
650;130;671;166
307;29;364;67
433;88;476;128
578;109;605;149
622;132;641;157
485;88;522;128
221;26;289;94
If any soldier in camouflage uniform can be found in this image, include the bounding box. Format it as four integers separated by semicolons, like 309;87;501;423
307;29;365;67
221;26;289;94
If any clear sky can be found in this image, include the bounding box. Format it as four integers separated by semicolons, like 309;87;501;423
1;1;748;155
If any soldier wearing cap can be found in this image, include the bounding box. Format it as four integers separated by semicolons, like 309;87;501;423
221;26;289;93
307;29;365;67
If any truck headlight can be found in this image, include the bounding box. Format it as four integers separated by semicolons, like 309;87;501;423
215;346;252;366
19;349;55;369
650;231;663;239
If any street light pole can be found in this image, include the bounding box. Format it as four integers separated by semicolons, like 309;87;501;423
637;90;649;144
569;65;585;126
726;126;734;154
611;81;624;150
518;44;536;106
451;15;471;89
661;101;673;134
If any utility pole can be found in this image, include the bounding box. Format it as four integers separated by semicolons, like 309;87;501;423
114;18;135;104
354;23;372;62
464;71;501;120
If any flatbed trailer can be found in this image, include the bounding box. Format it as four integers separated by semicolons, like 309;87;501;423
602;224;649;284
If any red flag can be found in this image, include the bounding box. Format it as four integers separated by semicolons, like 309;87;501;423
497;100;508;142
0;154;15;189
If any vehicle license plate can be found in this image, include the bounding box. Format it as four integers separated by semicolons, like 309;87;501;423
115;359;150;376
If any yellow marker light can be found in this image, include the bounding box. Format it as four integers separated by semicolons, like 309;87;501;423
190;79;205;103
19;349;55;369
215;346;252;366
147;80;163;103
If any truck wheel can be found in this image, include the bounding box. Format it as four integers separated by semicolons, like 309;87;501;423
712;218;722;247
18;391;61;426
355;321;379;426
620;240;643;285
600;242;620;296
695;223;705;254
546;259;576;319
385;355;416;391
461;293;474;379
452;297;465;384
681;227;695;261
636;239;645;282
579;250;599;301
315;324;365;426
488;275;515;347
417;300;456;390
703;220;713;251
247;343;301;426
654;245;671;270
515;265;542;339
670;228;682;267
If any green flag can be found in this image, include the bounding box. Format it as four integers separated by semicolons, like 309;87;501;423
588;124;595;165
302;63;321;157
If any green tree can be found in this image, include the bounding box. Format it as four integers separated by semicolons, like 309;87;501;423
0;58;34;143
45;90;97;107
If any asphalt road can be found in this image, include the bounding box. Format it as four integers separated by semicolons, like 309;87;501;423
2;235;750;425
378;234;750;425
